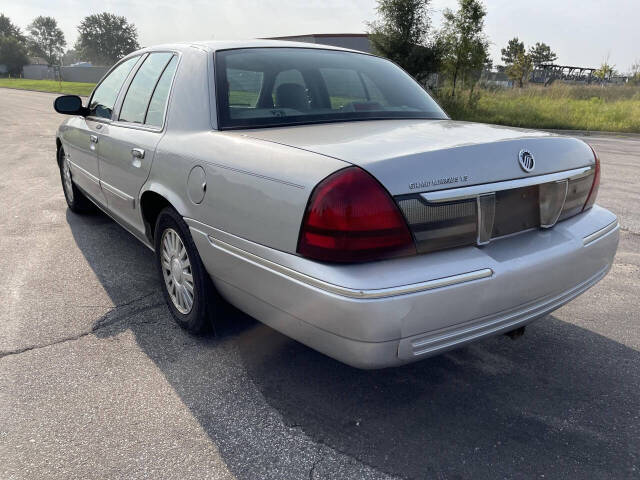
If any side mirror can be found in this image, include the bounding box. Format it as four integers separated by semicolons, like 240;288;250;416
54;95;88;116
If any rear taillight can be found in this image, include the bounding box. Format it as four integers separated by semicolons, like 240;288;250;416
583;145;600;211
297;167;416;263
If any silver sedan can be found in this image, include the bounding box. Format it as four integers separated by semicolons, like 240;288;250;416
53;40;618;368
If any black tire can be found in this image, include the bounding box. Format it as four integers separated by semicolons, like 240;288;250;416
58;147;95;213
154;206;218;334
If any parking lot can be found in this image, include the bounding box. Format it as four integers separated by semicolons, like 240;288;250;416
1;87;638;479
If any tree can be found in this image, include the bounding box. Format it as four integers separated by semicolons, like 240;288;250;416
0;36;29;74
367;0;441;82
0;13;25;42
61;47;81;66
501;37;525;65
439;0;490;97
594;61;615;82
0;14;28;74
506;51;533;88
501;37;532;87
27;16;66;65
75;13;139;65
528;42;557;67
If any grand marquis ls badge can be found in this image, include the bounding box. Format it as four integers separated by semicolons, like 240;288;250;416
518;149;535;172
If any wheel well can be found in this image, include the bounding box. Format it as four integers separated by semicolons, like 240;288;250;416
140;191;172;244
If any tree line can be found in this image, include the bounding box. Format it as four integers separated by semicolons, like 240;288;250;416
0;12;139;74
1;4;638;87
368;0;560;96
369;0;639;92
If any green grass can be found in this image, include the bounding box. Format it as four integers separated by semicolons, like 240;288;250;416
0;78;95;96
436;84;640;133
12;80;630;132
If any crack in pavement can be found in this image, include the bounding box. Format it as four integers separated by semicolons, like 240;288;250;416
0;291;164;359
308;443;325;480
620;227;640;237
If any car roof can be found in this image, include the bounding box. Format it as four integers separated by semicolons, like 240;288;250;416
132;39;362;55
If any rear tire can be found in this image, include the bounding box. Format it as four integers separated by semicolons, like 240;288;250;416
154;206;219;334
58;147;95;213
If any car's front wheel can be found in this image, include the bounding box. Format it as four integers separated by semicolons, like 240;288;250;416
58;147;95;213
154;206;217;334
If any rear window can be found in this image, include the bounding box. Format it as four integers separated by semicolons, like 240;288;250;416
215;47;447;129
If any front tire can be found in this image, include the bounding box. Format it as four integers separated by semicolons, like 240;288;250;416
154;206;217;334
58;147;94;213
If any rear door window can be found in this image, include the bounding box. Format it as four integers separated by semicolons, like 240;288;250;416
227;68;263;108
145;55;179;127
119;52;173;125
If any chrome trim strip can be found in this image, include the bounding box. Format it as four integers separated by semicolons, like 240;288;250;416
583;219;619;246
72;181;153;251
205;235;493;299
67;159;100;185
421;166;592;203
101;180;135;208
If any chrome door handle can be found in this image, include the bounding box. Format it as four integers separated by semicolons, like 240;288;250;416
131;148;145;159
90;135;98;143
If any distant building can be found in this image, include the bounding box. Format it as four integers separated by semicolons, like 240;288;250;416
481;70;513;88
28;56;48;66
262;33;371;53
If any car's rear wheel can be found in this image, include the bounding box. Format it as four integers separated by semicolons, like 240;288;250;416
154;206;218;334
58;147;94;213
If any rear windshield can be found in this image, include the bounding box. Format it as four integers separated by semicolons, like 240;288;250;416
215;47;447;129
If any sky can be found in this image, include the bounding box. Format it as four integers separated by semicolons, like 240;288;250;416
2;0;639;72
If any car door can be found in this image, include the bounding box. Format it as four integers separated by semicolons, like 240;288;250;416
97;53;179;235
64;56;140;206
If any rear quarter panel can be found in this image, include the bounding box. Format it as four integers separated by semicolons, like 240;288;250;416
150;131;347;252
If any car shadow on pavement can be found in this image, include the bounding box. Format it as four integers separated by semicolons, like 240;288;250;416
68;209;639;480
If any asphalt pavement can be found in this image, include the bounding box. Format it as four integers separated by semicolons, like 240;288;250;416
1;88;639;479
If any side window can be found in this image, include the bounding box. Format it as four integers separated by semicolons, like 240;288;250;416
227;68;264;108
145;56;179;127
89;56;139;119
360;73;389;106
320;68;371;109
119;52;173;124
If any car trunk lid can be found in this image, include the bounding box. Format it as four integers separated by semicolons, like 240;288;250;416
239;119;595;196
240;119;597;254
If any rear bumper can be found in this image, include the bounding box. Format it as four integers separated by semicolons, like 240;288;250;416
187;205;619;369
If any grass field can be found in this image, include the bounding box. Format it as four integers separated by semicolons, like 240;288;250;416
0;78;95;96
437;84;640;133
2;79;638;133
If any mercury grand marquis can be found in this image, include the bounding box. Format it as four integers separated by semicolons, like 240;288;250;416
53;41;619;368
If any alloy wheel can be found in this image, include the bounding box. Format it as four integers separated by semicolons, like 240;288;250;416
62;155;74;203
160;228;195;314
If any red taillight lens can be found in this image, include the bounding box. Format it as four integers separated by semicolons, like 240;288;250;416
297;167;416;263
583;145;600;211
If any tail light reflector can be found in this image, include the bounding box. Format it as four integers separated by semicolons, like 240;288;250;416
583;145;600;211
297;167;416;263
